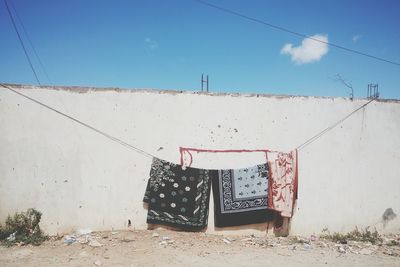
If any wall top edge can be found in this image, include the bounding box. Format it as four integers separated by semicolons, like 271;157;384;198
1;83;399;103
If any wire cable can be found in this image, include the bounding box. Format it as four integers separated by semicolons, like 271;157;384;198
296;99;374;150
3;0;41;85
9;0;52;84
0;84;155;159
194;0;400;67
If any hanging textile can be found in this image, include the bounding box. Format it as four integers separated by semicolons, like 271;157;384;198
268;150;298;218
212;163;274;227
143;158;212;230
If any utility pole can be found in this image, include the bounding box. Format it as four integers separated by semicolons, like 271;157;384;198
201;74;209;92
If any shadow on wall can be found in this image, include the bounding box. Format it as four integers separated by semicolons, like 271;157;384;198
382;208;397;228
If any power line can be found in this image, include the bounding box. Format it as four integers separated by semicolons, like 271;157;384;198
0;84;155;159
296;99;374;150
194;0;400;67
8;0;52;84
3;0;41;85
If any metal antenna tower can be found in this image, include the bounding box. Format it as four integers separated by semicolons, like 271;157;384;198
367;83;379;99
201;74;209;92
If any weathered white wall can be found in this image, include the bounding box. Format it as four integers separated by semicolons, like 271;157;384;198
1;84;399;235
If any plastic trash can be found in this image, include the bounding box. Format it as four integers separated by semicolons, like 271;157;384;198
7;232;16;242
89;240;103;247
222;238;231;244
78;229;92;235
64;235;77;245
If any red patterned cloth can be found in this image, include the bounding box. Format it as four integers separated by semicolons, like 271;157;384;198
268;150;298;218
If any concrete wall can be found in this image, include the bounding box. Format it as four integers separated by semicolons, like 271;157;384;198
1;84;399;235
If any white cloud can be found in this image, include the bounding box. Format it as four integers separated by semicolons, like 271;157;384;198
280;34;329;65
145;38;158;50
352;34;361;43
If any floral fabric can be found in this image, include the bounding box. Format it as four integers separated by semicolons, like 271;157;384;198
268;150;298;218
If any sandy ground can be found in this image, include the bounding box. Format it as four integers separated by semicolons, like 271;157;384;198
1;229;399;267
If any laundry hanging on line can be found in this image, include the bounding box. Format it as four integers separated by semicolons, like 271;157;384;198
179;146;298;219
143;149;298;230
268;150;298;218
211;163;274;227
143;158;212;231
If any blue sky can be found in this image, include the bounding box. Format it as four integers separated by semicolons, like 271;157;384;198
1;0;399;99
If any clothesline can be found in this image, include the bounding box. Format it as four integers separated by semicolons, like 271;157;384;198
1;84;375;161
0;84;155;159
295;98;374;150
179;147;279;167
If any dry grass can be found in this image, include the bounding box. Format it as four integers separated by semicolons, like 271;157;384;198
320;227;383;244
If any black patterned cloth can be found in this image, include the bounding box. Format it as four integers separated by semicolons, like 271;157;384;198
211;163;273;227
143;158;212;230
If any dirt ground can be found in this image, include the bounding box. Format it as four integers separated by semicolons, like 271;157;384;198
1;229;399;267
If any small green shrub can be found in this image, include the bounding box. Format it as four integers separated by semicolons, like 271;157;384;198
0;208;48;246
